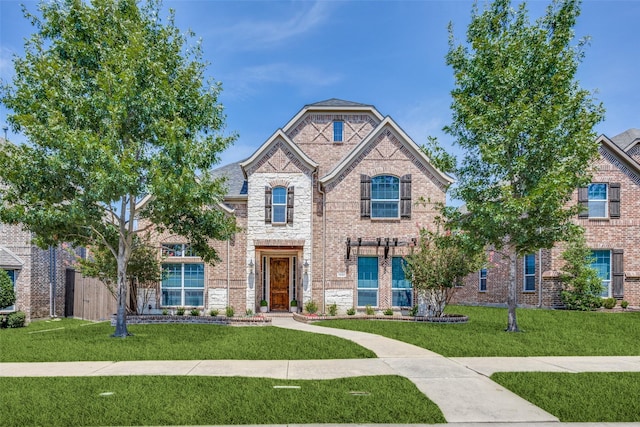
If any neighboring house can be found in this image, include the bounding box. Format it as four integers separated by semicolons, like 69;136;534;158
144;99;453;314
453;129;640;308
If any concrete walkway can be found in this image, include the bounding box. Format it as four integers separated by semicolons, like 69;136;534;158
2;316;640;425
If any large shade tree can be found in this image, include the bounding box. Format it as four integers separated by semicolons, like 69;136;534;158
445;0;604;331
0;0;238;336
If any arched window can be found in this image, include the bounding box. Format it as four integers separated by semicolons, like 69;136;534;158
272;186;287;223
371;175;400;218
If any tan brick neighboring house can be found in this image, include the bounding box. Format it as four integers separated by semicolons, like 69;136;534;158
145;99;453;314
452;129;640;309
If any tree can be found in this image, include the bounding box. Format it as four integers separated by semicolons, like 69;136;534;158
559;227;603;310
0;270;16;309
404;225;484;317
445;0;604;331
0;0;238;337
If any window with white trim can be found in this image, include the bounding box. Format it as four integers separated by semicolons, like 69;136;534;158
0;270;16;311
371;175;400;218
392;257;412;306
524;254;536;291
333;121;343;142
272;187;287;224
161;263;205;306
357;257;378;306
479;268;487;291
588;183;608;218
591;250;611;298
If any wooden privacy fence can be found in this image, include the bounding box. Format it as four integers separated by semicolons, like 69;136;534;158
65;269;117;321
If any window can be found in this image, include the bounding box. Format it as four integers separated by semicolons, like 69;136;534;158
357;257;378;306
371;175;400;218
479;268;487;291
272;187;287;223
392;257;412;306
161;263;205;306
333;121;343;142
1;270;15;311
588;184;608;218
161;243;197;257
591;250;611;297
524;254;536;291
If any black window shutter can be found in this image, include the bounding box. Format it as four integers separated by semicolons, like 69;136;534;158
612;249;624;298
360;174;371;218
609;183;620;219
287;186;294;224
264;186;272;224
400;174;412;218
578;187;589;218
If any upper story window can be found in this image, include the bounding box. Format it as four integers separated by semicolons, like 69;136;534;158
578;183;620;219
361;174;411;219
162;243;197;257
524;254;536;291
333;121;343;142
272;186;287;223
265;185;294;225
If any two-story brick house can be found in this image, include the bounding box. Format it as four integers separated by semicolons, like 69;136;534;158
453;129;640;308
149;99;453;314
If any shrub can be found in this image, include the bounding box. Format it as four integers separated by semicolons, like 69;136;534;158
245;308;253;316
190;308;200;316
304;300;318;314
365;305;375;315
260;299;268;307
383;308;393;316
290;299;297;307
603;298;616;309
346;307;356;316
0;270;16;309
225;306;234;317
175;307;185;316
559;229;604;311
409;305;419;317
6;311;25;328
621;300;629;309
209;309;219;316
161;308;169;315
328;303;338;316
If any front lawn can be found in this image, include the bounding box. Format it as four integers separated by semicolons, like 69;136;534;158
0;318;374;362
319;305;640;356
491;372;640;422
0;375;445;426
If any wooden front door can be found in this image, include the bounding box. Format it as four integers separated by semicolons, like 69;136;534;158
270;258;290;311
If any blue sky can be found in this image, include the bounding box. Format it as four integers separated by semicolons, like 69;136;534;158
1;0;639;167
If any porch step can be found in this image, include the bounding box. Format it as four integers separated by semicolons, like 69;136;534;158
264;312;294;318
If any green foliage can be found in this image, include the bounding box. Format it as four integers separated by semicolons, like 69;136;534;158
446;0;604;330
328;303;338;316
304;300;318;314
383;308;394;316
0;270;16;309
260;299;268;307
245;308;253;316
161;308;169;316
209;309;219;317
175;307;185;316
559;228;603;310
189;308;200;316
290;299;297;307
365;305;375;315
346;307;356;316
492;372;640;422
225;306;234;317
603;298;616;309
409;305;419;317
621;300;629;309
0;0;237;336
420;136;457;174
6;311;26;328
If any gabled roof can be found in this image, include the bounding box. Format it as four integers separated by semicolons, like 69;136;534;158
210;162;247;199
0;246;24;269
596;133;640;177
319;116;454;189
239;129;318;178
610;128;640;152
283;99;384;133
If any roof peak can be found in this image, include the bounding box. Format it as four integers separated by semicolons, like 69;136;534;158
307;98;372;108
610;128;640;150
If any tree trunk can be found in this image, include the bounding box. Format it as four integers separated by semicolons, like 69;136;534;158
112;241;131;337
506;250;520;332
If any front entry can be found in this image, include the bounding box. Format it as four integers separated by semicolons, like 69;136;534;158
270;258;290;310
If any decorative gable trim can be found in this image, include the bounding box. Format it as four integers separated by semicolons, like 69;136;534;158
0;246;25;269
319;117;453;192
598;142;640;186
282;102;384;138
240;130;318;178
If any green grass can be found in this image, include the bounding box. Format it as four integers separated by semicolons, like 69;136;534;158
319;305;640;356
0;375;445;426
0;318;374;362
491;372;640;422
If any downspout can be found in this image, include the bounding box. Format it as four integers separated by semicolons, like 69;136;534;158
317;172;326;314
48;246;57;318
538;248;543;307
226;239;230;309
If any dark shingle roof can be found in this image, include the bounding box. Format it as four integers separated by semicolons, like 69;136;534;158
210;162;247;197
610;128;640;151
308;98;371;108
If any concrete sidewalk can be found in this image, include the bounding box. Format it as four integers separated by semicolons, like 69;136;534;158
2;316;640;424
